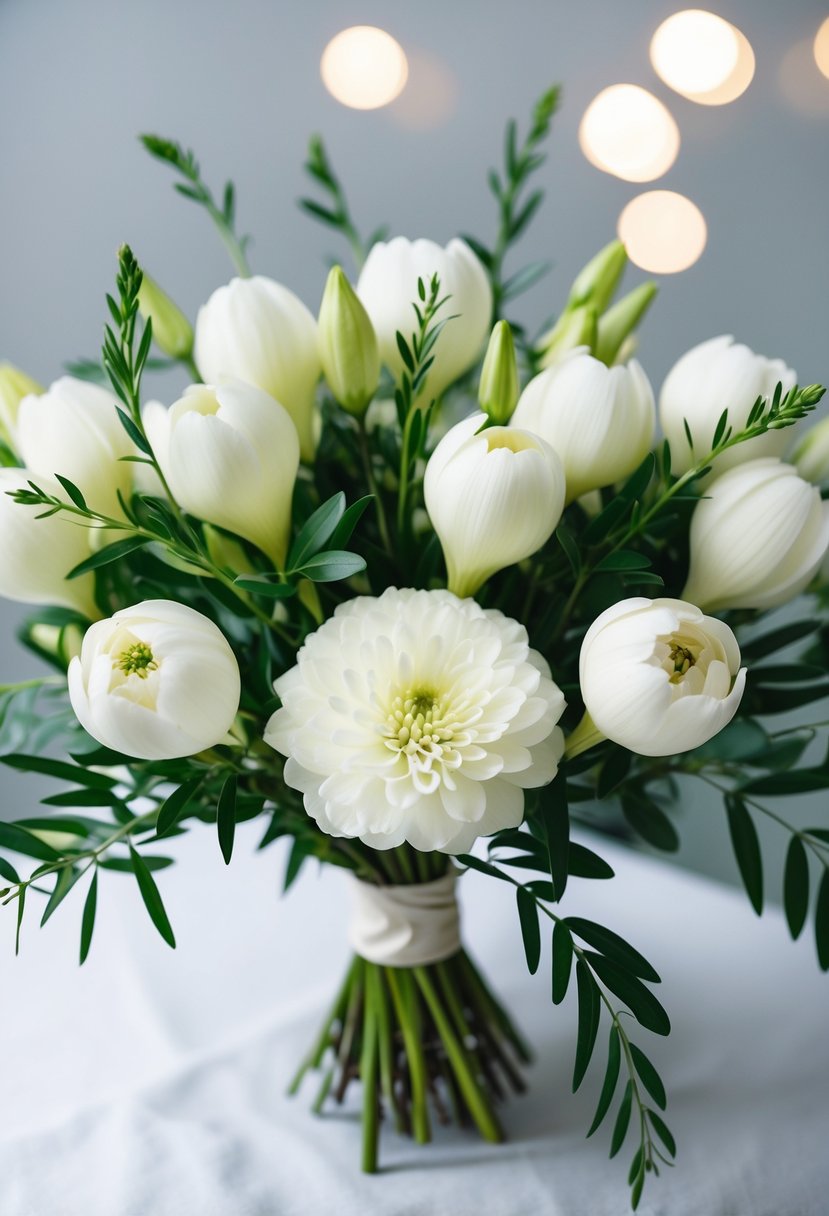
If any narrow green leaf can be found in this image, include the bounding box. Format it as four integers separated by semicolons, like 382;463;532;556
217;774;237;865
783;836;809;940
629;1043;667;1109
587;1024;621;1136
156;777;203;838
0;857;20;884
116;407;152;454
743;769;829;796
42;788;125;808
293;550;367;582
284;838;310;892
610;1080;633;1157
395;330;415;373
540;774;569;901
54;475;88;511
566;917;660;982
595;551;652;573
568;843;615;880
328;495;373;550
573;958;600;1091
741;619;818;661
587;953;671;1036
815;870;829;971
628;1145;644;1187
726;797;763;915
516;886;541;974
100;856;173;873
129;845;175;947
622;796;680;853
67;536;151;580
556;525;581;576
233;575;297;599
552;920;574;1004
79;870;98;964
15;886;25;955
0;822;62;862
648;1109;677;1157
287;492;346;570
1;754;117;790
597;747;632;799
456;853;512;883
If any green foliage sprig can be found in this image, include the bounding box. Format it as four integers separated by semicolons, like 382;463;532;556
300;135;388;270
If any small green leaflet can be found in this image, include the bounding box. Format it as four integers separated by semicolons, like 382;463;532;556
129;845;175;947
516;886;541;974
217;775;237;865
80;870;98;964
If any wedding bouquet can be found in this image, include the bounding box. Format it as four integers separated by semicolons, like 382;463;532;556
2;86;829;1209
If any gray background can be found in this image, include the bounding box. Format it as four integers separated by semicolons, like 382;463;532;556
0;0;827;885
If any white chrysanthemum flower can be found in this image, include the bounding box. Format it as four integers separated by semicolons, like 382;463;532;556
265;588;566;853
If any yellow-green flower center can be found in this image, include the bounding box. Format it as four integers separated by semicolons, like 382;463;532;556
384;688;457;755
118;641;158;679
668;642;696;683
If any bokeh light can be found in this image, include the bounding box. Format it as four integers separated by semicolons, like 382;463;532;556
618;191;707;274
779;38;829;116
389;51;459;130
321;26;409;110
650;10;754;105
815;16;829;80
579;85;680;182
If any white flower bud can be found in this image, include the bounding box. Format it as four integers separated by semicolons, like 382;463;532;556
317;266;379;416
512;352;655;502
478;320;519;424
790;415;829;486
137;271;194;361
16;377;134;517
144;381;299;568
579;597;746;757
538;308;596;369
194;276;321;461
357;237;492;399
68;600;241;759
0;468;96;617
683;458;829;611
0;362;43;448
659;335;797;476
424;413;565;598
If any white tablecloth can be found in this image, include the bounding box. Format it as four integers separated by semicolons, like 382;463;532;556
2;823;827;1216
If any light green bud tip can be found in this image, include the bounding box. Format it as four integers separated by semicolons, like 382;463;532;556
478;320;519;424
0;361;43;446
538;305;597;369
318;265;379;417
594;282;658;367
568;239;628;315
137;272;194;361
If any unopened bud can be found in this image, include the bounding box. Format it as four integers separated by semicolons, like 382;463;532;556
568;239;628;314
478;321;519;424
137;272;194;361
318;266;379;416
538;306;597;369
594;282;657;367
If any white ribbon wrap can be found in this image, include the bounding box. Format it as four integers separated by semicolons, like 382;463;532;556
347;870;461;967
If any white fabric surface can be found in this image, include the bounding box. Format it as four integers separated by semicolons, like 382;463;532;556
347;870;461;965
2;822;828;1216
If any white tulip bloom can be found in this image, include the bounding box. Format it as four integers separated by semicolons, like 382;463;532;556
68;600;241;760
579;597;746;757
511;352;655;502
424;412;565;598
194;276;321;461
0;362;43;448
683;458;829;612
16;376;134;516
790;415;829;486
265;588;566;854
144;381;299;567
660;335;797;476
0;468;97;617
357;237;492;399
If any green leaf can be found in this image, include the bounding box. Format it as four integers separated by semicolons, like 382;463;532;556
79;870;98;964
18;816;88;837
568;843;615;880
287;492;346;570
629;1043;666;1109
552;920;573;1004
597;747;632;799
610;1080;633;1158
752;663;825;684
783;837;809;941
292;550;367;582
100;856;173;873
595;551;652;573
15;886;25;955
40;865;83;926
328;495;373;550
726;797;763;915
284;838;310;893
695;718;768;762
0;856;20;884
539;774;569;901
742;769;829;796
217;774;237;865
0;822;62;862
1;754;118;790
54;475;88;511
586;953;671;1036
42;788;126;808
565;918;660;982
573;958;600;1091
233;575;297;599
648;1109;677;1157
751;683;829;713
116;408;152;454
587;1024;621;1137
456;853;512;883
516;886;541;974
129;844;175;947
156;777;203;838
741;620;818;661
556;525;581;577
622;795;680;852
815;870;829;971
67;536;152;580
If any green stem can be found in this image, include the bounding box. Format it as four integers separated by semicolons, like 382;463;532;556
287;957;357;1094
356;417;393;557
385;967;431;1144
360;967;381;1173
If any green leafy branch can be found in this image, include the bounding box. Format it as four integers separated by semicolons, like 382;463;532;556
300;135;387;271
463;85;561;321
140;134;252;277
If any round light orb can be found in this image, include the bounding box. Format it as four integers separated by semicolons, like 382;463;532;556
579;84;680;182
815;16;829;80
651;10;754;105
321;26;409;110
618;191;707;274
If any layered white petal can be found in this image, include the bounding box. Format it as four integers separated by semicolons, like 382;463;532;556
265;588;566;853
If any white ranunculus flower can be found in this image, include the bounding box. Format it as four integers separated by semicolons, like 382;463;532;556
193;276;321;461
790;414;829;486
659;335;797;476
579;597;746;757
0;468;97;617
16;376;134;516
356;237;492;399
68;600;241;759
265;588;566;854
683;458;829;612
511;352;655;502
424;413;565;598
144;381;299;567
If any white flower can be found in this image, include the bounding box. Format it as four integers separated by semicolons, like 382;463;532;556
511;352;655;501
193;276;321;461
0;468;97;617
659;335;797;476
265;588;566;854
579;597;746;757
16;376;134;516
144;381;299;567
424;413;565;597
68;600;241;759
356;237;492;399
790;414;829;486
683;458;829;611
0;362;42;448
